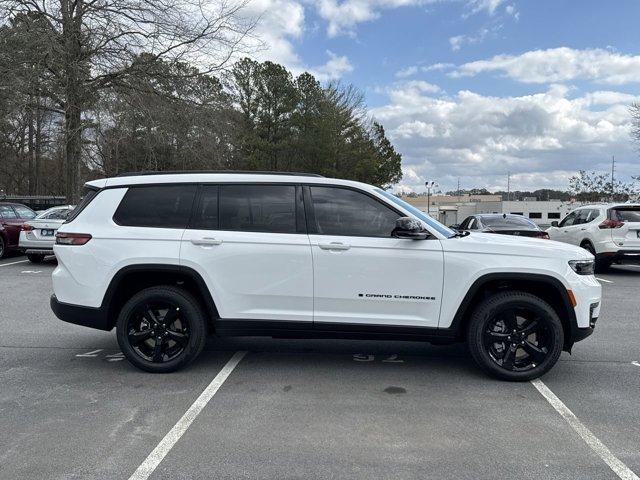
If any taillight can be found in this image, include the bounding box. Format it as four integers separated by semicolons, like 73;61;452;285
55;232;92;245
537;232;550;239
598;219;624;229
22;223;34;231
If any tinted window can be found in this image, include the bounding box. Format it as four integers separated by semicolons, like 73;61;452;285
310;186;399;237
219;185;296;233
459;217;472;230
41;208;72;220
13;205;35;219
0;205;17;219
65;188;98;223
191;186;219;230
611;207;640;222
114;185;196;228
481;215;537;228
559;212;577;227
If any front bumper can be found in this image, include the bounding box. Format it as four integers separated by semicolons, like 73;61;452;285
50;295;111;331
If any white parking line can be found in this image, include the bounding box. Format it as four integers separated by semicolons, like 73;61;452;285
632;361;640;367
75;349;103;357
0;259;28;267
596;277;614;284
531;379;639;480
128;351;247;480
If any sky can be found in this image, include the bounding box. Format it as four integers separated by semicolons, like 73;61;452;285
245;0;640;193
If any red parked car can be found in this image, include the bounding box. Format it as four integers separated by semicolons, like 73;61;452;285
0;202;37;258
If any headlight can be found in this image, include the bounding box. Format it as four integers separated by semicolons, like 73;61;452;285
569;259;595;275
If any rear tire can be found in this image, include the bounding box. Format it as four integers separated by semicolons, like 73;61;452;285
27;254;45;263
0;237;5;259
466;291;564;381
116;286;207;373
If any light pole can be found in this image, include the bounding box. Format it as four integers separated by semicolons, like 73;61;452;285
425;181;438;216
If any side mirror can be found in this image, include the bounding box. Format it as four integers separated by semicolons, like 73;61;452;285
449;224;461;230
551;221;559;227
392;217;429;240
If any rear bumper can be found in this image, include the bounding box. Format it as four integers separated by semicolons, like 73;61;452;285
50;294;111;331
597;250;640;264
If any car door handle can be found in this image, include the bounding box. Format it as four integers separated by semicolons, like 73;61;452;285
191;238;223;246
318;242;350;251
580;228;586;231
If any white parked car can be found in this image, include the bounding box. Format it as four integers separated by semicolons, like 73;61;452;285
19;205;74;263
50;172;601;381
547;204;640;272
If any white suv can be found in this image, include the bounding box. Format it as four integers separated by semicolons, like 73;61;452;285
50;172;601;381
547;204;640;272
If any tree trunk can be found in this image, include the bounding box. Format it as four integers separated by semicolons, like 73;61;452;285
62;0;83;204
28;104;35;195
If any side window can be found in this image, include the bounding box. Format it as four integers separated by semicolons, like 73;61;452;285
559;212;577;227
113;185;197;228
0;205;18;219
587;209;601;223
191;186;219;230
219;184;297;234
45;209;71;220
13;205;35;219
309;186;399;237
459;217;472;230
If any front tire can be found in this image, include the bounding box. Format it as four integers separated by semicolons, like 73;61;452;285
466;291;564;381
116;286;207;373
0;236;5;259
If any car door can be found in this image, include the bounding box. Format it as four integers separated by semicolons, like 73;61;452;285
0;205;23;247
550;211;579;244
180;184;313;323
306;185;444;328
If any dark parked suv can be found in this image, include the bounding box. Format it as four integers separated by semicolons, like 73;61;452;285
0;202;37;258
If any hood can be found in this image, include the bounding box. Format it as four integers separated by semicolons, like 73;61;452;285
443;232;592;260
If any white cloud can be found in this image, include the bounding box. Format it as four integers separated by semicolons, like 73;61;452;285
243;0;352;80
313;0;511;37
449;26;494;51
309;51;354;80
396;65;419;78
370;83;637;192
452;47;640;85
465;0;505;16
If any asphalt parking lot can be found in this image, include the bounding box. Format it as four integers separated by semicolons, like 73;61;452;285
0;254;639;480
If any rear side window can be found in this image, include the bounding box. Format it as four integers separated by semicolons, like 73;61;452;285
309;186;399;237
610;207;640;222
114;185;196;228
13;205;36;219
65;188;99;223
219;185;297;233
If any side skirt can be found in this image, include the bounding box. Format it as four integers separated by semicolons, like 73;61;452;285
214;319;459;343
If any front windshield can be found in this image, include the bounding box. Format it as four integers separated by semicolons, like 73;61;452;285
374;188;456;238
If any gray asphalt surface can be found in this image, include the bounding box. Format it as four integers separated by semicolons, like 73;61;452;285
0;254;638;479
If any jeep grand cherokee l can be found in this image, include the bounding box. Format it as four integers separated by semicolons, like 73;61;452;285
50;172;601;381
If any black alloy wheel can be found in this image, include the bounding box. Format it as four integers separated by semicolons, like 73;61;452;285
116;286;207;373
483;307;551;372
127;301;190;363
467;291;563;381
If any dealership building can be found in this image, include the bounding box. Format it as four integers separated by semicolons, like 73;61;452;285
400;194;576;227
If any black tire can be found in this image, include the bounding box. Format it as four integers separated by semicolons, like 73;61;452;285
116;286;207;373
27;253;45;263
466;291;564;381
0;236;5;259
581;241;609;273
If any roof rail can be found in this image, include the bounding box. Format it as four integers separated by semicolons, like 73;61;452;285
115;170;324;178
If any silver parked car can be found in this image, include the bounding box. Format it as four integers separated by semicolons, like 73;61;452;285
19;205;74;262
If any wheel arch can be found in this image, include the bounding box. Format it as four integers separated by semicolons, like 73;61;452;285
445;273;578;352
102;264;219;331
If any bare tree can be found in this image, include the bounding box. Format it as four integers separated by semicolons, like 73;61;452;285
0;0;256;201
